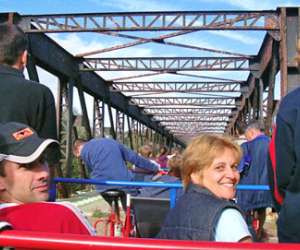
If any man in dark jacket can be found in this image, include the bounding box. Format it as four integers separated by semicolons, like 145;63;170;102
0;23;59;167
271;76;300;242
236;120;274;241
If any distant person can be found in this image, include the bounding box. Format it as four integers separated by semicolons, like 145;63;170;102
158;134;252;242
138;144;160;167
236;120;274;241
0;122;95;235
138;145;153;158
0;23;59;169
138;153;183;198
269;40;300;243
156;146;169;169
73;138;159;206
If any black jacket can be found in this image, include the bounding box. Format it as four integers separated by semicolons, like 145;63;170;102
0;64;59;164
275;87;300;196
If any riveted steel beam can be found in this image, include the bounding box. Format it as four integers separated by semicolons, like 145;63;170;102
20;11;279;33
80;57;251;71
112;81;243;93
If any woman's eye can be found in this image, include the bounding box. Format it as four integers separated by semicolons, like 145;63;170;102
231;164;238;171
215;165;224;171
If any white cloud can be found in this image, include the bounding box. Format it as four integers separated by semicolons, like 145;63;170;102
48;33;105;56
90;0;181;11
208;30;262;45
198;0;300;10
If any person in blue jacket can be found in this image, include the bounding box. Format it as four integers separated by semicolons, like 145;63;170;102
73;138;159;206
236;120;274;241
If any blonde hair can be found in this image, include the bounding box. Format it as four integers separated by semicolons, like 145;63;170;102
138;145;153;158
167;154;183;178
181;134;242;188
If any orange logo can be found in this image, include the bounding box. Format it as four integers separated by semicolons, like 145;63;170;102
12;128;34;141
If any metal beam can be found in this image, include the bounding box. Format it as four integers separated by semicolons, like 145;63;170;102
21;11;279;32
146;108;236;115
24;31;184;146
112;81;243;93
159;118;229;122
80;57;251;71
132;97;238;107
153;113;233;118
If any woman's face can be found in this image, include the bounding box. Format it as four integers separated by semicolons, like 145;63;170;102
191;148;240;200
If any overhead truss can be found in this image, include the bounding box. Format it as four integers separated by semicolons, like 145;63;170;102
144;108;237;116
132;96;239;107
21;11;279;32
80;57;251;71
112;81;245;93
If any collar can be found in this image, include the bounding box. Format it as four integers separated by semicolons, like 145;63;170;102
0;64;24;78
186;182;214;197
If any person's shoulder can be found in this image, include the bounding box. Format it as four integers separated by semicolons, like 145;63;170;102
280;87;300;109
26;80;53;95
27;202;86;219
252;134;270;143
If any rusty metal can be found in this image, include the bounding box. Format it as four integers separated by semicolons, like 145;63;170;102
4;8;292;143
80;57;251;71
109;72;163;81
76;30;250;58
76;30;195;57
127;116;134;149
76;81;92;139
115;111;125;143
132;96;238;107
112;81;243;93
21;11;279;33
279;8;288;97
93;99;105;137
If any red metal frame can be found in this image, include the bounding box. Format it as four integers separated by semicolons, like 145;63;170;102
1;230;300;250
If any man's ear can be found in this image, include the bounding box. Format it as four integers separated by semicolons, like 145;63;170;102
12;50;28;71
20;50;28;69
0;177;7;191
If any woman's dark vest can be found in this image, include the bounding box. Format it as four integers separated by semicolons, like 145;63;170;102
157;183;242;241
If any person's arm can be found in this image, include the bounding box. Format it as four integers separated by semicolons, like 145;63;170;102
214;208;252;242
275;115;295;196
118;143;159;173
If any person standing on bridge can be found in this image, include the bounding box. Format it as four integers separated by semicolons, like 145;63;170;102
269;40;300;243
73;138;160;207
0;23;59;175
236;120;274;241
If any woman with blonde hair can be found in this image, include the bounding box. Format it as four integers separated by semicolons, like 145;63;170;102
158;134;252;242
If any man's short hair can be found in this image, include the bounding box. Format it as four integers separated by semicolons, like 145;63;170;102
244;120;263;133
0;23;28;65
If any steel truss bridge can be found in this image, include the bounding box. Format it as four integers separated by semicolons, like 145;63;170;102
1;8;299;188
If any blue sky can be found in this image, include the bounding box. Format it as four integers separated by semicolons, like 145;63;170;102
1;0;300;135
1;0;299;13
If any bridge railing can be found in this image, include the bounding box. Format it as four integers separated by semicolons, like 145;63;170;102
52;177;269;208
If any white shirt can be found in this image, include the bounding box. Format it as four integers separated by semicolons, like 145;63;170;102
214;208;251;242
